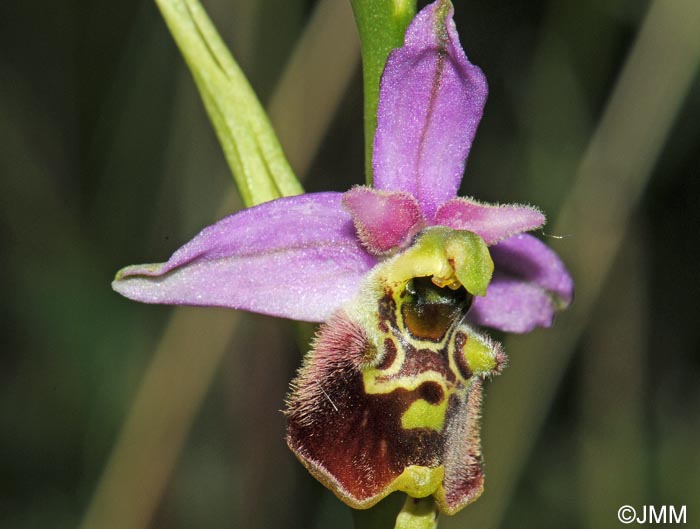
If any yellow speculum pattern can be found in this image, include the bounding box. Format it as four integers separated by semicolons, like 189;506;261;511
401;398;449;431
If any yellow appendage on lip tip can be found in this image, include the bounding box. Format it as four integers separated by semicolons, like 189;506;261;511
392;465;445;499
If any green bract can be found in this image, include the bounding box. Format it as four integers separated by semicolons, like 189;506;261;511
155;0;303;207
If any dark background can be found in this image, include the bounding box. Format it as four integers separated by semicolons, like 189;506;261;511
1;0;698;528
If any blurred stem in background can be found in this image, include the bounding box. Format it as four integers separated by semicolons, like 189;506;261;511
79;1;360;528
579;228;648;528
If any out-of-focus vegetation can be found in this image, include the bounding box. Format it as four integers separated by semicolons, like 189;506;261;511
1;1;698;528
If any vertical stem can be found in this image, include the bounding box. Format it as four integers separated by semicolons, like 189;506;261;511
349;0;416;184
352;494;439;529
395;495;439;529
578;230;649;528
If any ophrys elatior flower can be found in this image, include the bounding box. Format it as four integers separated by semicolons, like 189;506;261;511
113;0;572;516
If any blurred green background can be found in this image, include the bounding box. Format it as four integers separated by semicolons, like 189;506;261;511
1;0;698;528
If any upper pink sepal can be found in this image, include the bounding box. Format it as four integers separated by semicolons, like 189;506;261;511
372;0;488;219
434;197;545;245
342;186;425;255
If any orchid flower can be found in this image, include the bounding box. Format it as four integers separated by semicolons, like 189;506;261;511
113;0;572;520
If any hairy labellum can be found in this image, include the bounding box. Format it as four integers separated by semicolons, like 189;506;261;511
285;229;506;514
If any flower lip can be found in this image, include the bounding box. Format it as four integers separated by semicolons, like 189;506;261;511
285;221;505;513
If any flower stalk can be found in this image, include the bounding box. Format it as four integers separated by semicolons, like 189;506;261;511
349;0;416;183
395;496;439;529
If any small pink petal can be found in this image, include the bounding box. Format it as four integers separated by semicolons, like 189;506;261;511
435;197;545;245
342;187;425;255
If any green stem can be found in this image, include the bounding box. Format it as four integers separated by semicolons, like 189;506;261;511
395;496;439;529
349;0;416;185
352;494;439;529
